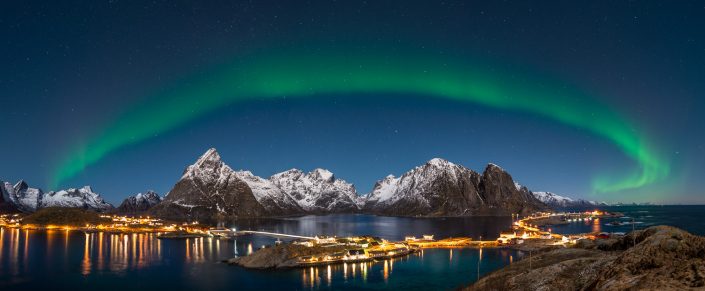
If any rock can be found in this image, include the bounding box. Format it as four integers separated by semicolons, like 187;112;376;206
10;180;43;212
0;181;19;213
150;148;266;223
40;186;113;212
364;160;549;216
575;238;596;249
592;226;705;289
467;248;614;291
532;191;606;208
116;190;162;214
233;170;304;216
465;225;705;290
269;168;360;213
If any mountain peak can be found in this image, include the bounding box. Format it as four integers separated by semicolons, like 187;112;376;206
135;190;161;201
310;168;334;181
427;158;454;167
13;180;29;191
485;163;505;172
181;148;230;179
195;148;221;165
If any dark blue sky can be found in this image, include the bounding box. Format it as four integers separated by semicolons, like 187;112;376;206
1;1;703;204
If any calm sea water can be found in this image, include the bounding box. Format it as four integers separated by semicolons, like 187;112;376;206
0;215;517;290
544;205;705;236
2;207;703;290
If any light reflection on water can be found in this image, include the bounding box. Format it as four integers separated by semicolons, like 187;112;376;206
1;215;523;290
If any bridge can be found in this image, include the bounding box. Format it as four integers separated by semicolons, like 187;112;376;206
237;230;315;240
209;229;315;240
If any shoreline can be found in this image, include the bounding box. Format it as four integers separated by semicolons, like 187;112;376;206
464;225;705;290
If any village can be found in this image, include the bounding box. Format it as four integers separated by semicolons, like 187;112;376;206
2;209;626;269
0;212;210;235
230;209;625;268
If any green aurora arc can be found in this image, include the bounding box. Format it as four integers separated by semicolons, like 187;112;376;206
52;51;670;196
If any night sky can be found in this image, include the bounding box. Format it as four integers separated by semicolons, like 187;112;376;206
1;1;703;205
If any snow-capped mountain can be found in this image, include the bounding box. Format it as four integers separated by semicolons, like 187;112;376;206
269;168;359;213
363;159;549;216
40;186;113;211
150;148;266;222
0;181;20;212
0;180;112;213
9;180;44;212
234;170;304;215
532;191;605;208
116;190;162;213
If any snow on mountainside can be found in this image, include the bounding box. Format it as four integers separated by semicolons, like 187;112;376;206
269;168;359;213
364;158;549;216
12;180;44;212
532;191;604;208
178;148;232;185
117;190;162;213
40;186;113;211
234;170;303;215
365;158;472;208
364;158;485;215
0;180;112;212
0;181;20;212
150;148;266;222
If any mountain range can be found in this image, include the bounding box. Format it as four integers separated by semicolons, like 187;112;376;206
531;191;607;208
0;148;605;221
1;181;112;213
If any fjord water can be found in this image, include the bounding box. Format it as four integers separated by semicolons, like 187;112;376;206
546;205;705;236
0;215;517;290
3;207;703;290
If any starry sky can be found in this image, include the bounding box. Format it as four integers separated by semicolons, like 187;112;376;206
1;1;703;205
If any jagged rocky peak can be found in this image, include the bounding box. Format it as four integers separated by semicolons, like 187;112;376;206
364;158;482;216
40;186;113;212
14;180;29;192
117;190;162;213
532;191;605;208
0;179;113;213
478;162;549;214
194;148;222;167
427;157;454;167
233;170;304;215
269;167;359;213
310;168;335;182
11;180;44;212
151;148;266;223
136;190;161;201
365;159;548;216
182;148;230;179
0;180;19;212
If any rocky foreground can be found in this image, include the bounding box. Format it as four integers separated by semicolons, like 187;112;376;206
466;225;705;290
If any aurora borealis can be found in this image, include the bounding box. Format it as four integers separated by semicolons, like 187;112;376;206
2;1;703;204
52;50;668;195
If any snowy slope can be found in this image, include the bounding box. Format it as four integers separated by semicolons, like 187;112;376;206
234;170;303;215
151;148;266;222
364;158;548;216
270;168;359;213
117;190;162;213
0;179;113;213
13;181;43;212
40;186;113;211
364;158;483;215
532;191;603;208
